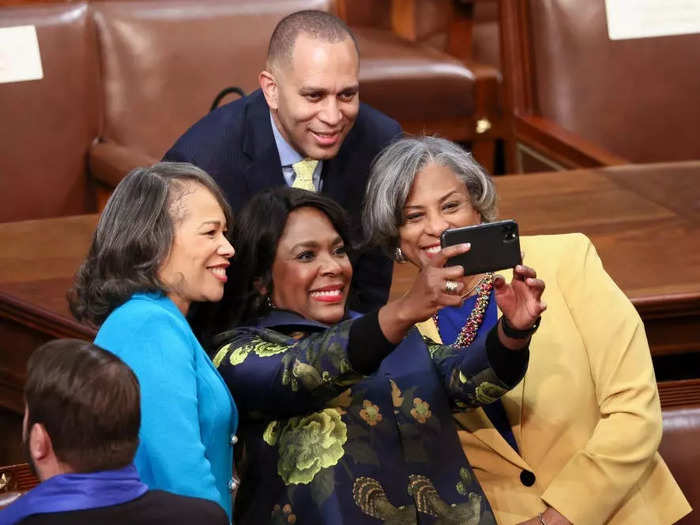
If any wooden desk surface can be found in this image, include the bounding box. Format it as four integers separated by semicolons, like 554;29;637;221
1;162;699;413
0;214;97;339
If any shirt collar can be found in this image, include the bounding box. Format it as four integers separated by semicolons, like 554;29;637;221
270;111;304;167
255;308;362;330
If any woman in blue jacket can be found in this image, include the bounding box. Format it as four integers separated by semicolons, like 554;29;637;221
69;162;238;520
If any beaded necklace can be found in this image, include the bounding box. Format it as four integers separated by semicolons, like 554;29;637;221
433;273;494;347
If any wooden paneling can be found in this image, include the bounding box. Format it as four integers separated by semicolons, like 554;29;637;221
658;379;700;409
498;0;700;170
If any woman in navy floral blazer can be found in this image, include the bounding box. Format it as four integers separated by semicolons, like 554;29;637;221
210;187;546;524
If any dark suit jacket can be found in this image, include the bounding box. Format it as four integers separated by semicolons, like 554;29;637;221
164;89;401;314
19;490;228;525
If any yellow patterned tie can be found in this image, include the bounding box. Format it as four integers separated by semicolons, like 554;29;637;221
291;159;319;192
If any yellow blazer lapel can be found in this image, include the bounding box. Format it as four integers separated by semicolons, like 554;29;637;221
454;404;530;470
416;318;440;342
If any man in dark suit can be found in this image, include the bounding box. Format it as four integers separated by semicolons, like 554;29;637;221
164;10;401;314
1;339;227;525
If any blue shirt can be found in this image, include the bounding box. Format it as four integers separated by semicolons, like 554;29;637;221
436;291;520;453
95;293;238;520
270;112;323;190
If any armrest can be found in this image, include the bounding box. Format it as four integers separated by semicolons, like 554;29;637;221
88;141;158;189
514;114;628;169
461;57;500;81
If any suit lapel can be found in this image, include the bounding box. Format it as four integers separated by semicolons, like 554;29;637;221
241;91;286;196
322;155;352;208
322;121;366;211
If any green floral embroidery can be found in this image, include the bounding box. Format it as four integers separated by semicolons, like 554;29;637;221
252;339;288;357
292;359;323;390
459;370;468;384
277;408;347;485
212;343;230;368
359;400;383;426
214;337;288;368
456;466;474;495
475;381;507;404
410;397;432;423
229;346;252;366
425;341;442;359
263;420;280;446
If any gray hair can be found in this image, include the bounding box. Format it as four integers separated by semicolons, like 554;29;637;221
362;136;498;252
69;162;232;326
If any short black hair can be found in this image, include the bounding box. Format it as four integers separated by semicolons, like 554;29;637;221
192;187;352;345
68;162;232;326
25;339;140;472
267;10;358;71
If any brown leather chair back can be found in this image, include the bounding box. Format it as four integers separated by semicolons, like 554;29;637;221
659;405;700;524
527;0;700;163
472;2;499;69
0;3;99;222
91;0;333;160
354;27;476;123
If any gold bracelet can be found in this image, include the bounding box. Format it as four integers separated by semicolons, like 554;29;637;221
537;513;547;525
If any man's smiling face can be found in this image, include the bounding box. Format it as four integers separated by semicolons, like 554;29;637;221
265;32;360;160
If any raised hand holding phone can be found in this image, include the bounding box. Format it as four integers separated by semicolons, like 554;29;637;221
378;242;472;343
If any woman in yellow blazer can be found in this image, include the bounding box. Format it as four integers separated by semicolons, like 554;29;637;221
363;136;690;525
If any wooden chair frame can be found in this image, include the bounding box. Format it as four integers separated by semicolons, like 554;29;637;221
336;0;504;171
498;0;627;172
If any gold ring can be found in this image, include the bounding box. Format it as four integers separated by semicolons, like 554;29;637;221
444;280;459;293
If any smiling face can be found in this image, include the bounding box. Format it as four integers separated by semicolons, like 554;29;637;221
261;32;360;160
158;182;235;315
270;206;352;324
399;162;482;268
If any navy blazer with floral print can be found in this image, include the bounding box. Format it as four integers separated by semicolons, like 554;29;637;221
213;310;527;524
